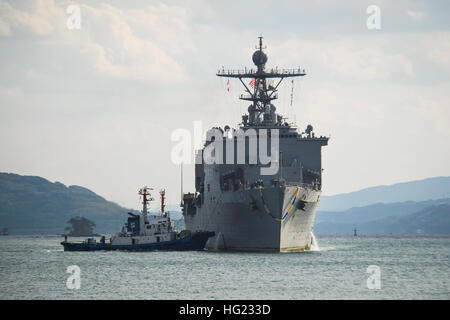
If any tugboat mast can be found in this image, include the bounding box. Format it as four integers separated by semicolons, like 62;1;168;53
138;186;154;223
160;189;166;217
217;37;306;126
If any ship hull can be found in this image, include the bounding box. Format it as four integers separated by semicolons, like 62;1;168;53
61;231;214;252
184;185;321;252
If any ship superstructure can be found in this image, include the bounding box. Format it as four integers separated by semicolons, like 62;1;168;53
109;187;175;245
182;38;329;252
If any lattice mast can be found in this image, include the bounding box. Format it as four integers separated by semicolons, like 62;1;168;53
160;189;166;216
217;37;306;126
138;186;154;223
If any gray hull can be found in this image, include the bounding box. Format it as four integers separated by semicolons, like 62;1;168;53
184;184;321;252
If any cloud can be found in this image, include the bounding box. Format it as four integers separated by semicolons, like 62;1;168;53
270;36;415;81
406;10;426;21
0;0;196;82
78;3;188;82
0;0;65;36
424;32;450;71
1;0;449;204
127;3;196;57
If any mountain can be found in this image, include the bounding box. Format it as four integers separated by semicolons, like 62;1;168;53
314;177;450;234
1;172;448;235
388;204;450;234
319;177;450;211
0;173;130;234
164;204;183;220
315;198;450;235
316;198;450;225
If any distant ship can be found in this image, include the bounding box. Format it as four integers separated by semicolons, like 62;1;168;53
61;187;214;251
182;38;329;252
0;228;8;236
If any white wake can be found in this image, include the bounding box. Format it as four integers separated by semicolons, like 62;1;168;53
310;232;320;251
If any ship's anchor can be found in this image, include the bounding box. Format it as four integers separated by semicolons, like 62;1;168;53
258;186;300;222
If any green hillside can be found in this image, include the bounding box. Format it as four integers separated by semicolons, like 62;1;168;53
0;173;129;234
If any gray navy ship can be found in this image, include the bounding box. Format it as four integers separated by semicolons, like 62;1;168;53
182;38;329;252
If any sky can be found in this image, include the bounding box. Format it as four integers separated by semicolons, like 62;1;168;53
0;0;449;210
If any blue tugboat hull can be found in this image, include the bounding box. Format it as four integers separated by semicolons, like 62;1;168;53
61;232;214;252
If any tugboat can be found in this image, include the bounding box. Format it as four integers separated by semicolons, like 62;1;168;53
61;187;214;251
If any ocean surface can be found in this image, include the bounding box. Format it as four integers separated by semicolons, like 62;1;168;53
0;235;448;300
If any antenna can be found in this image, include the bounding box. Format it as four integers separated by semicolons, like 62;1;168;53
256;36;266;50
290;79;294;107
180;163;183;206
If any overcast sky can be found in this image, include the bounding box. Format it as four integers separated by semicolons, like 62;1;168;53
1;0;449;209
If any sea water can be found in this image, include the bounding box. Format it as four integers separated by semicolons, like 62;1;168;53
0;235;448;299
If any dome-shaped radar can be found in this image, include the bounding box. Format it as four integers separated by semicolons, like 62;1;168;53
252;50;268;66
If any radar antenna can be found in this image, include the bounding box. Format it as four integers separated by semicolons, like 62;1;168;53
217;37;306;126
